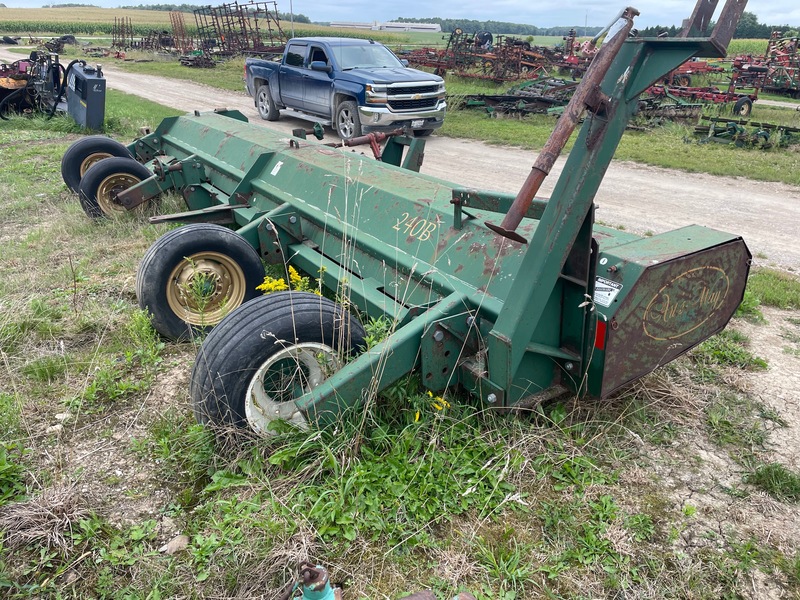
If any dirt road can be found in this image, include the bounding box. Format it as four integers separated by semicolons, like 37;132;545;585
4;49;800;269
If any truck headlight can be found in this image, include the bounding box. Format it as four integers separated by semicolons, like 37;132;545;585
366;84;388;104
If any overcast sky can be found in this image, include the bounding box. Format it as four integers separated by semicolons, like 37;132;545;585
5;0;799;29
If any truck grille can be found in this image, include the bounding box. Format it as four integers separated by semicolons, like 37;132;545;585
388;84;439;95
388;98;439;111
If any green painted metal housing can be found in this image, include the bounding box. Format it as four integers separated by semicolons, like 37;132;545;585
119;5;752;423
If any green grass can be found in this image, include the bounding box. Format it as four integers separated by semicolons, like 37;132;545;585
691;329;768;382
746;463;800;502
746;269;800;309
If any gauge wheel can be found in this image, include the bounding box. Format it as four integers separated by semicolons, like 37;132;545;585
136;223;266;341
190;291;366;432
733;97;753;117
76;156;153;218
61;136;133;193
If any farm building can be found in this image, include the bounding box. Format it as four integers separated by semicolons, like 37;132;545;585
329;21;441;32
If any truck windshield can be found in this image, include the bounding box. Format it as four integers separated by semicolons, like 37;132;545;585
335;44;404;70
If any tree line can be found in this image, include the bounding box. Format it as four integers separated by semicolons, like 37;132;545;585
637;12;797;39
393;12;798;39
392;17;602;37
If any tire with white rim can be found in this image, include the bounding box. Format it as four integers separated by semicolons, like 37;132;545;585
190;291;366;433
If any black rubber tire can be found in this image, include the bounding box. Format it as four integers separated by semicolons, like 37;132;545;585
77;157;153;219
190;292;366;430
414;129;434;137
256;84;280;121
733;97;753;117
335;100;362;140
61;135;133;193
673;74;691;87
136;223;266;341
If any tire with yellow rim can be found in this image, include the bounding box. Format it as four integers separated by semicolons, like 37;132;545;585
137;224;266;341
77;156;153;218
61;135;133;193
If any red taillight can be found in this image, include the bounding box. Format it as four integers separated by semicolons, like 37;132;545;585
594;319;607;350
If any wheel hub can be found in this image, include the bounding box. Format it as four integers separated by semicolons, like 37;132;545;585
166;251;247;327
245;342;342;434
96;173;142;215
80;152;112;177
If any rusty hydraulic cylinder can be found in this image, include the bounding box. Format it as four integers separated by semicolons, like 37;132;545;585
486;7;638;242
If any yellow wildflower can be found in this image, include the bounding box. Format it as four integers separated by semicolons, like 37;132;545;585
256;276;288;294
288;265;303;287
427;390;450;410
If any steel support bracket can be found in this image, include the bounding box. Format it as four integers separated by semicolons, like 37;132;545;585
257;218;288;264
419;313;480;393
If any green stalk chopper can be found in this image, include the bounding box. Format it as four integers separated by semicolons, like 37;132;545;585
62;0;752;434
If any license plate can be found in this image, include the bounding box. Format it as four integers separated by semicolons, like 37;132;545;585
411;119;424;128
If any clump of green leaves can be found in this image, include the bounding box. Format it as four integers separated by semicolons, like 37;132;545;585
0;443;28;506
133;410;217;494
745;463;800;502
473;527;535;594
265;400;521;545
735;289;764;322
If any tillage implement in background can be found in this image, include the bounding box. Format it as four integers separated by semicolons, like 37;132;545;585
61;0;752;436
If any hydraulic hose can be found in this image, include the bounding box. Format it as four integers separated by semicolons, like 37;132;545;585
47;58;85;120
0;85;28;120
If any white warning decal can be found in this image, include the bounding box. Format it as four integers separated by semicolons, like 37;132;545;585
594;276;623;307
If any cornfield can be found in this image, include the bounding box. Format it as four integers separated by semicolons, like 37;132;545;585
0;7;181;35
727;38;772;57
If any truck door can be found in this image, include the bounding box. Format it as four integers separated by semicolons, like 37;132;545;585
280;42;307;109
303;45;334;117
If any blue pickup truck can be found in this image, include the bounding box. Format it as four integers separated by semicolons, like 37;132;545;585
244;37;447;140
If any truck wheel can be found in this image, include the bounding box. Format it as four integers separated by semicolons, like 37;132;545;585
335;100;362;140
733;97;752;117
190;292;366;432
61;136;134;193
256;84;279;121
136;223;265;341
77;156;152;219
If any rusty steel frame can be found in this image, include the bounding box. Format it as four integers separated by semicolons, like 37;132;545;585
111;17;135;50
193;0;286;57
170;11;195;54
